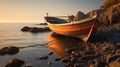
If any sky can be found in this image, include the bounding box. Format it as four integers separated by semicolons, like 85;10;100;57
0;0;104;23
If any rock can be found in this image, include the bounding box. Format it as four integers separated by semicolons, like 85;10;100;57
70;57;78;62
107;7;118;24
29;27;40;32
21;26;30;32
116;49;120;54
108;54;120;63
3;58;25;67
48;62;52;65
100;3;120;25
74;11;86;21
81;55;96;60
65;48;72;54
94;59;107;67
65;47;78;55
0;47;8;55
109;58;120;67
6;46;19;55
99;13;109;25
48;52;53;55
21;26;51;33
85;50;95;55
89;64;95;67
38;55;48;60
38;23;47;25
25;63;33;67
87;9;105;18
61;58;69;63
55;58;61;61
73;63;81;67
0;46;19;55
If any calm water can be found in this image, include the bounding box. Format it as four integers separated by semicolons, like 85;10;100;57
0;23;65;67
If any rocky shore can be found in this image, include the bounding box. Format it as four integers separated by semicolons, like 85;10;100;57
1;2;120;67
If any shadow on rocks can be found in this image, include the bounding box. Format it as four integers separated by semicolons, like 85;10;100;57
89;24;120;43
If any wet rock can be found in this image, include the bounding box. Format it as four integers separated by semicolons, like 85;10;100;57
0;46;19;55
6;46;19;55
61;58;69;63
21;26;30;32
55;58;61;61
25;63;33;67
38;55;48;60
0;47;8;55
3;58;25;67
48;52;53;55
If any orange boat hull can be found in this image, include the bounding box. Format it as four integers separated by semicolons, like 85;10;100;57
45;15;99;42
48;20;98;42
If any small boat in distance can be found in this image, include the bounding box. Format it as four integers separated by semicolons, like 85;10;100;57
45;15;99;42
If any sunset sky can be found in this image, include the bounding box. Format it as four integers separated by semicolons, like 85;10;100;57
0;0;104;23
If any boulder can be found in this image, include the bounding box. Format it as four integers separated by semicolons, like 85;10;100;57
6;46;19;55
21;26;30;32
3;58;25;67
0;47;8;55
74;11;86;21
0;46;19;55
99;3;120;25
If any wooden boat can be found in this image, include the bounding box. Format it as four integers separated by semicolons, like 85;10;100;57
45;15;98;42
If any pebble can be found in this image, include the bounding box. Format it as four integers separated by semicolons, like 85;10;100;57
38;55;48;60
48;52;53;55
55;58;61;61
25;63;33;67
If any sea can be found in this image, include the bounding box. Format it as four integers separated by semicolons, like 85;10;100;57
0;23;65;67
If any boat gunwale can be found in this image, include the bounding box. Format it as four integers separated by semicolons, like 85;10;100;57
46;16;97;26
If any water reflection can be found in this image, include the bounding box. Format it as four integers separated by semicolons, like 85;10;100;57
48;33;82;58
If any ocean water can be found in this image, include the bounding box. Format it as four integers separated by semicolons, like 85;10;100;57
0;23;65;67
